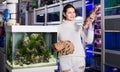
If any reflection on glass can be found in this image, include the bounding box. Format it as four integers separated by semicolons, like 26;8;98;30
105;0;120;16
106;65;120;72
105;7;120;16
36;14;45;22
0;27;4;48
105;0;120;8
76;7;82;16
20;13;26;25
47;12;60;22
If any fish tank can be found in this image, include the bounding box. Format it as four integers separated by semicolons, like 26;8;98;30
5;25;58;68
105;0;120;16
34;7;45;25
47;3;60;25
47;12;60;22
105;32;120;51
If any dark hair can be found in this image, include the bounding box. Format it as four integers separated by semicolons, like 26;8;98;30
63;4;76;19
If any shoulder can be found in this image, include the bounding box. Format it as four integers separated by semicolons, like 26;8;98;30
57;24;63;30
58;22;66;27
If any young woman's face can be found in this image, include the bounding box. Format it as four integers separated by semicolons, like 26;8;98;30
63;7;76;21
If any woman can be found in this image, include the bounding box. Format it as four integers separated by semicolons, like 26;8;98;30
57;4;94;72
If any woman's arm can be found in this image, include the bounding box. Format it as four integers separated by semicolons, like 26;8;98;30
81;23;94;44
86;24;94;44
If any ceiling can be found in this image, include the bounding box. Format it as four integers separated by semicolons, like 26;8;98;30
0;0;5;3
0;0;35;3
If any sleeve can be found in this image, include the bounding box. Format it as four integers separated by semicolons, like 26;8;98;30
81;29;94;44
57;25;61;42
57;31;60;42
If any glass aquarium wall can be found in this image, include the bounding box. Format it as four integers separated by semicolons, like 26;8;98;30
5;26;57;68
47;12;60;22
47;4;60;23
105;65;120;72
0;27;4;48
36;14;45;23
105;0;120;16
105;32;120;51
35;8;45;24
76;7;82;16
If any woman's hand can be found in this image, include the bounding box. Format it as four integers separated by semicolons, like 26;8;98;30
82;17;94;31
88;16;94;31
83;5;99;30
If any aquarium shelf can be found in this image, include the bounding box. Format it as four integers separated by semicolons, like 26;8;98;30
5;25;58;71
105;30;120;32
5;25;58;32
6;64;57;72
105;15;120;19
87;50;101;55
105;49;120;55
47;21;61;25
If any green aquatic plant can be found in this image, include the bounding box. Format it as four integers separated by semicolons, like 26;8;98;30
14;33;51;66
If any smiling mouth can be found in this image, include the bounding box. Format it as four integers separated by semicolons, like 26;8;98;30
70;17;75;19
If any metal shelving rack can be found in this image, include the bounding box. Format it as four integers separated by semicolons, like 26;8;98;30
101;0;105;72
101;0;120;72
86;0;120;71
84;1;102;72
33;0;84;25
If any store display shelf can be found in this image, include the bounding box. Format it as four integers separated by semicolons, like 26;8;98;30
46;2;60;8
105;49;120;55
105;15;120;19
35;6;45;11
105;6;120;10
6;64;57;72
62;0;81;4
34;23;44;25
6;59;57;69
87;50;101;55
47;22;60;25
105;30;120;32
5;25;58;32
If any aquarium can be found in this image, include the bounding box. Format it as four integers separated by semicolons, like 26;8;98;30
35;8;45;24
20;13;26;25
47;12;60;22
105;6;120;16
86;45;101;71
105;32;120;51
47;3;60;25
105;0;120;16
106;65;120;72
76;7;82;16
5;26;58;68
0;27;4;48
36;14;45;23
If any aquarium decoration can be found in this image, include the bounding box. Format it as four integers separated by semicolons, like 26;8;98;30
7;33;56;67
